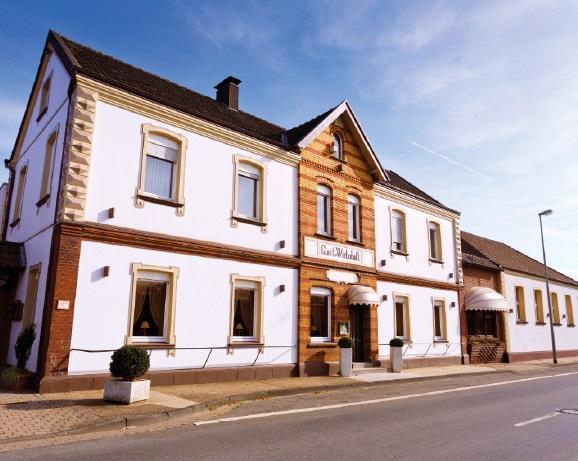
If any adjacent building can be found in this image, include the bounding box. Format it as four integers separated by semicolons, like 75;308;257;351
0;31;466;391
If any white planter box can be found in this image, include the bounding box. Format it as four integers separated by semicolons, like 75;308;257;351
104;379;150;404
389;346;403;373
340;348;353;377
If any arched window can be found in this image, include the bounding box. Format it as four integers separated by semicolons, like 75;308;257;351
347;193;360;242
428;221;442;261
317;184;332;235
233;156;267;224
332;133;343;160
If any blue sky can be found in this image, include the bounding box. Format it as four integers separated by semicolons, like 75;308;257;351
1;0;577;278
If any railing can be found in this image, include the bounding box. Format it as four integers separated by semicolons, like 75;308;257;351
70;345;296;369
378;342;461;357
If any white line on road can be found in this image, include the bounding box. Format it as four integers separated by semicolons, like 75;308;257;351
514;413;560;427
193;371;578;426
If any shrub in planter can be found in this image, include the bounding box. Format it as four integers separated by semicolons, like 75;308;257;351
0;324;36;391
105;346;151;404
109;345;150;381
338;336;353;348
389;337;404;348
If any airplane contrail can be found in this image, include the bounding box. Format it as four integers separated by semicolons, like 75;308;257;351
410;141;491;180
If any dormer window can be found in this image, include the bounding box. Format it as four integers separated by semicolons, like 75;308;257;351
332;133;343;160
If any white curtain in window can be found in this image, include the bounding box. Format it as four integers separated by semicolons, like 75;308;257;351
145;135;178;199
237;162;260;219
317;184;331;234
392;212;403;250
348;194;360;241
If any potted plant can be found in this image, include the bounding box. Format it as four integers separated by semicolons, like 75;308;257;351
0;324;36;391
104;345;151;404
389;337;404;373
338;336;353;377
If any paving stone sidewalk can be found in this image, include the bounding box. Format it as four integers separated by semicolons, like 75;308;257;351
0;360;574;444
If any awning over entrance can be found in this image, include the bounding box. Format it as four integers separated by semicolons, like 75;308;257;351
348;285;379;306
465;287;508;311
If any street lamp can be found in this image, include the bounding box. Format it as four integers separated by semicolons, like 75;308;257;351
538;209;557;365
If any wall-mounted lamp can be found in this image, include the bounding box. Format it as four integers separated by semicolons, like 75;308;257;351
382;294;388;302
450;301;456;308
279;284;285;293
380;259;387;267
509;308;514;314
279;240;286;249
108;207;115;219
102;266;110;277
448;273;454;279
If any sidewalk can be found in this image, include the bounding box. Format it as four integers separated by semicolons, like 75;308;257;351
0;361;575;445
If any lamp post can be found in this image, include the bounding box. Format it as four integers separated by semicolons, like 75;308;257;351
539;209;557;365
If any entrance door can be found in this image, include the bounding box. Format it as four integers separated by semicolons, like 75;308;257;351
350;307;365;362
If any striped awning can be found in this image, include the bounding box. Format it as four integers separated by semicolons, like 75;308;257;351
465;287;508;311
348;285;379;306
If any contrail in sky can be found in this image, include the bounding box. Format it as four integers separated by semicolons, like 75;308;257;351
410;141;491;180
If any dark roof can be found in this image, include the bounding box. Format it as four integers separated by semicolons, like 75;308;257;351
379;171;458;214
461;231;578;287
461;238;500;270
284;106;337;146
0;242;26;270
48;31;289;150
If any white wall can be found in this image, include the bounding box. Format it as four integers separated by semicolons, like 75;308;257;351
6;228;54;372
504;272;578;353
376;280;461;359
84;101;298;255
68;241;298;374
375;195;457;282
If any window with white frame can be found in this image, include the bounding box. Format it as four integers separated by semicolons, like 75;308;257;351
428;221;442;261
332;133;343;160
394;295;410;340
310;287;331;342
128;264;178;345
433;299;446;340
348;194;360;242
237;162;260;219
230;276;264;343
391;209;407;253
317;184;332;235
39;131;57;202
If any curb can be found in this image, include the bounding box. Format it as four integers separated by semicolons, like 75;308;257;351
1;364;575;446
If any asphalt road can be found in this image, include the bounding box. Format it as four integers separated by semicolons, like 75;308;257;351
4;369;578;460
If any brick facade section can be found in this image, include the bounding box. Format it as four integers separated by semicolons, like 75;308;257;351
37;225;82;379
298;118;378;375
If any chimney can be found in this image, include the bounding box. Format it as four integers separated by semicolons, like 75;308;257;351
214;76;241;110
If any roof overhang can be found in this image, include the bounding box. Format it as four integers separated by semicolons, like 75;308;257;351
348;285;379;306
297;101;388;182
465;287;508;311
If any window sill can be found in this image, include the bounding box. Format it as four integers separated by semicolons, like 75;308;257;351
36;194;50;208
433;339;449;343
36;107;47;123
228;342;264;348
553;323;562;327
232;214;267;227
308;342;337;348
346;239;364;247
535;322;547;325
516;321;528;325
429;258;444;265
391;249;409;257
314;233;337;241
568;324;576;327
9;218;20;228
129;342;175;350
138;193;183;209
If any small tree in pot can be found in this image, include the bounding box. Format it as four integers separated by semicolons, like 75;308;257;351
389;337;404;373
338;336;353;377
104;346;151;404
0;324;36;391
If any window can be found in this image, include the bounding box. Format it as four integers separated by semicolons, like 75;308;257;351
428;221;442;261
432;299;447;340
317;184;332;235
310;287;331;342
332;133;343;160
11;165;28;225
233;156;267;224
230;275;264;344
551;292;560;325
466;310;497;337
39;131;57;203
534;289;544;323
565;295;575;326
21;264;41;330
347;194;360;242
136;124;187;214
38;76;51;118
515;286;526;322
128;264;178;345
391;209;407;253
394;295;410;340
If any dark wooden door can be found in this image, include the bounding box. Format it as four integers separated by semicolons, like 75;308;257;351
350;307;365;362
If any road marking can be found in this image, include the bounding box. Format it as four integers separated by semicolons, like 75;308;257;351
193;371;578;426
514;413;560;427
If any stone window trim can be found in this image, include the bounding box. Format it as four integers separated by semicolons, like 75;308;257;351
310;286;333;343
37;127;59;208
136;124;188;216
329;126;349;162
316;182;334;237
347;193;362;244
231;155;268;229
36;70;53;123
427;219;443;263
125;263;179;347
10;162;29;228
390;207;409;255
393;292;412;343
431;297;448;341
228;274;265;349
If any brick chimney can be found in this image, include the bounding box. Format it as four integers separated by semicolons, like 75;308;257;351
214;76;241;110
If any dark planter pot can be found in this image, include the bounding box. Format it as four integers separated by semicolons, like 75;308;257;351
1;372;35;391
